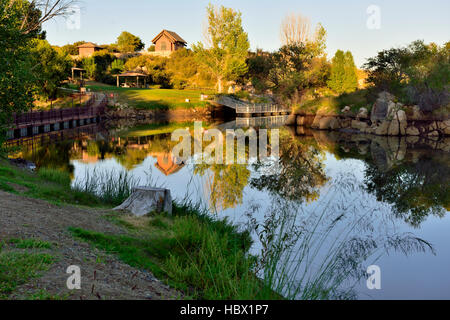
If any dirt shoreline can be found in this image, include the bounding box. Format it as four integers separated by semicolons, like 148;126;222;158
0;190;180;300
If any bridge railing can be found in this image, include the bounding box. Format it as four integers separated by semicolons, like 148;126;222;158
216;96;291;114
12;93;107;128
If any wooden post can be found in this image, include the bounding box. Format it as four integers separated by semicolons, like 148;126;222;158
117;75;119;87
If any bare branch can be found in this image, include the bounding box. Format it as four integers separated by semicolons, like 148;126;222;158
19;0;80;34
280;13;313;46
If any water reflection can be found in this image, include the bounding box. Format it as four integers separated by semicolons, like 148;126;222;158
10;119;450;299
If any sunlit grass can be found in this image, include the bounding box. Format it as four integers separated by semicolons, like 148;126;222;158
85;81;215;110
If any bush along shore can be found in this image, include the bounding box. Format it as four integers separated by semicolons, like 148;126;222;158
287;91;450;141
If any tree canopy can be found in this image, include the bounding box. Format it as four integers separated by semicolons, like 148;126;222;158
327;50;358;94
193;4;250;93
116;31;145;53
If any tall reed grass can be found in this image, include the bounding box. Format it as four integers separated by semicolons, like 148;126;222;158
72;168;140;206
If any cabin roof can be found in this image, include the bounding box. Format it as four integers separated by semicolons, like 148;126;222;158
152;30;187;45
77;42;103;49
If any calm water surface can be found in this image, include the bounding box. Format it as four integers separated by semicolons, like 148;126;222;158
16;119;450;299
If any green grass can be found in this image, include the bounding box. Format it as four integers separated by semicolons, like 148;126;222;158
69;203;279;300
37;168;72;186
85;82;215;110
0;242;54;298
294;89;372;115
72;168;139;206
0;160;102;206
0;160;138;207
118;121;196;138
9;238;52;249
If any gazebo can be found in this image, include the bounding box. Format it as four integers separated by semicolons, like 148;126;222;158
71;67;86;81
116;71;148;88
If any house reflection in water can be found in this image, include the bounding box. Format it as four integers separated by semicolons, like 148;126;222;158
153;152;185;176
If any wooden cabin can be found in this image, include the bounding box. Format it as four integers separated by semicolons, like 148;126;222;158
77;42;103;57
152;30;187;53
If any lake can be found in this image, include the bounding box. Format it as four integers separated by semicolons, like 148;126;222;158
13;118;450;299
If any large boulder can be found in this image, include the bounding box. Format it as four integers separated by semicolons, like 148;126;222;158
311;115;322;129
351;120;369;131
319;117;340;130
371;91;395;122
394;110;407;135
357;107;369;120
406;126;420;136
285;114;296;126
375;121;391;136
439;120;450;135
297;116;306;126
409;105;425;121
388;120;400;136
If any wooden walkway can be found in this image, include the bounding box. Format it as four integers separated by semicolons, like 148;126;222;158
216;95;291;116
217;115;290;130
7;93;107;140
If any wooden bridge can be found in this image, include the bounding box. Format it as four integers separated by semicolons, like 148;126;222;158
217;115;290;130
7;93;107;140
215;96;291;116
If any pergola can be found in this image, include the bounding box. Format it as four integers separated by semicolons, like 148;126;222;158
71;67;86;81
116;71;148;88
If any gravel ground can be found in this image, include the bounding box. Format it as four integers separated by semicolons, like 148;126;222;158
0;190;181;300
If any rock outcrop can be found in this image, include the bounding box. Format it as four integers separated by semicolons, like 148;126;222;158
289;91;449;138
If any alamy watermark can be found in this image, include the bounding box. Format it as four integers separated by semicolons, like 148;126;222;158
66;265;81;290
367;5;381;30
171;122;280;165
367;265;381;290
66;5;81;30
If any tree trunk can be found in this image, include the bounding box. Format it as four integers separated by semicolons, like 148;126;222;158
217;77;223;93
114;187;172;216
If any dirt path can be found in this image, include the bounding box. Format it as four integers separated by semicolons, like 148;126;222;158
0;190;180;300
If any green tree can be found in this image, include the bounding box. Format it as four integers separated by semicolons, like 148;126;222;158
193;4;250;93
61;41;86;55
364;40;450;112
1;0;74;149
327;50;358;94
116;31;145;53
265;24;328;103
31;39;72;99
1;0;35;147
110;59;125;74
82;57;96;79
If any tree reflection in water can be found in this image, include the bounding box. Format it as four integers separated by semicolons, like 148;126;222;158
246;170;435;300
250;130;328;202
364;154;449;228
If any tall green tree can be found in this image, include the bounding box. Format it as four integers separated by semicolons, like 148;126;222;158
116;31;145;53
31;39;72;99
193;4;250;93
1;0;35;146
327;50;358;94
1;0;75;149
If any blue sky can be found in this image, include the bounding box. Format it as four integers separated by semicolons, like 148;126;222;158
44;0;450;67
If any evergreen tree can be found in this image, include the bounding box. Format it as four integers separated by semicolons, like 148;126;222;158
328;50;358;94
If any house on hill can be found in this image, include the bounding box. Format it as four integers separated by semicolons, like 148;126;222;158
152;30;187;53
78;42;103;57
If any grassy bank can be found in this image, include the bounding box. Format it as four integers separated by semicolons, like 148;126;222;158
0;239;55;299
69;203;280;300
294;89;372;115
0;161;279;300
75;82;215;110
0;161;101;207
